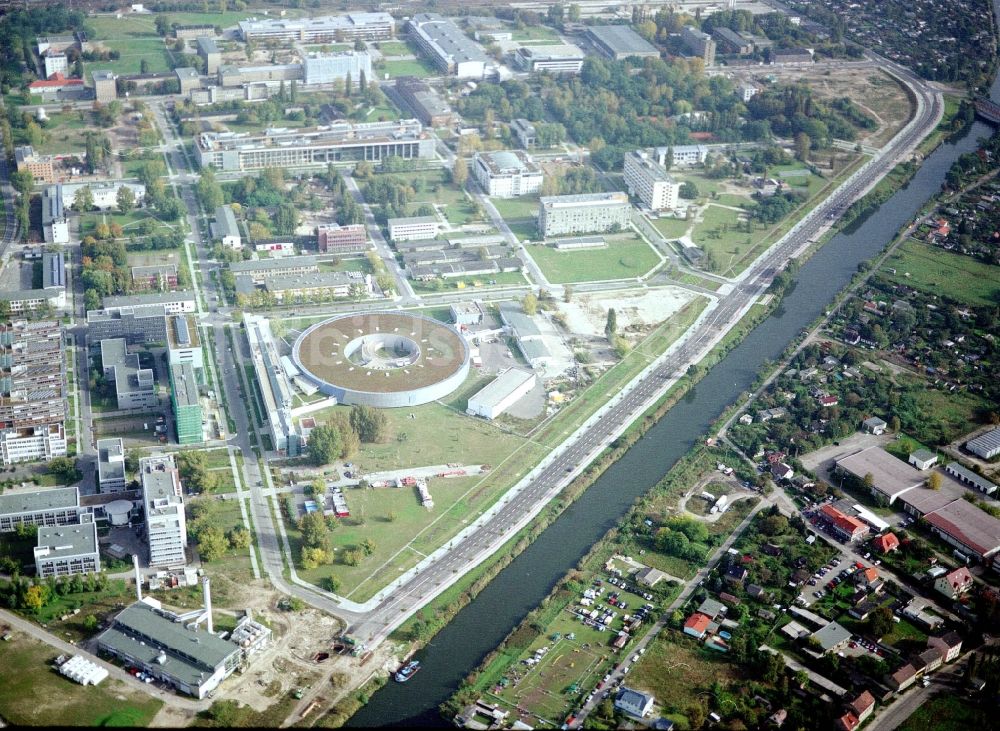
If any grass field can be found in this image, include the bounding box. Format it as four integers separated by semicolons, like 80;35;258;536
631;634;740;717
410;271;528;293
895;374;993;444
506;220;539;241
382;58;438;78
897;695;990;731
511;26;561;41
652;216;690;240
884;239;1000;306
16;111;99;156
491;195;539;220
527;236;660;283
0;632;163;726
87;37;172;76
690;204;754;271
81;209;179;239
372;41;411;56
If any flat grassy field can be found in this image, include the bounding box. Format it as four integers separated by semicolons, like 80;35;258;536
0;632;163;726
652;216;691;240
511;26;561;41
506;220;539;241
17;111;98;156
81;209;178;239
410;271;528;293
372;41;411;56
527;236;660;283
884;239;1000;306
895;374;992;444
382;58;438;78
690;204;754;272
87;37;172;75
491;195;539;220
631;634;741;716
897;696;990;731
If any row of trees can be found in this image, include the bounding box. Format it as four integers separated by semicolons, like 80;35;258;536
307;404;388;466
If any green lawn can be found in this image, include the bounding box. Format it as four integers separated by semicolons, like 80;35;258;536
511;26;561;41
0;632;163;726
382;58;438;78
651;216;690;240
491;195;539;220
16;111;98;156
631;634;740;717
410;271;528;293
506;220;539;242
527;236;660;283
80;209;178;239
884;239;1000;306
691;204;755;273
372;41;411;56
897;696;991;731
87;37;172;75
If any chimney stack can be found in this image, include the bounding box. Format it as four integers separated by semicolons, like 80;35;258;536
133;554;142;602
202;576;213;634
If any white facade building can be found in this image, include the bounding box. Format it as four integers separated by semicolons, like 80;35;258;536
34;515;100;577
211;205;242;249
623;150;681;212
467;368;537;420
538;192;631;238
59;181;146;210
656;144;709;167
408;13;491;79
43;52;68;79
140;455;187;567
388;215;440;241
473;150;543;198
238;13;394;43
303;51;372;86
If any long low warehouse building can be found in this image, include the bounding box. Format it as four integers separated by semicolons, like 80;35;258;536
467;368;536;420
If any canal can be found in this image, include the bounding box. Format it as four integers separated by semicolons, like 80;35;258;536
348;40;1000;730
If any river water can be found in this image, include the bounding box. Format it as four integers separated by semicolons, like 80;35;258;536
348;34;1000;729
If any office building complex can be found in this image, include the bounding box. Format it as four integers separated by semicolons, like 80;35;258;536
245;316;299;456
0;486;84;532
473;150;543;198
317;223;367;253
238;12;393;43
14;146;56;183
394;77;453;127
211;205;242;249
196;36;221;74
512;118;537;148
655;144;709;167
681;26;716;65
169;363;202;445
34;515;100;577
0;320;67;465
140;455;187;566
100;338;157;410
59;181;146;210
624;150;681;211
217;63;302;88
103;291;196;315
42;185;69;244
167;315;203;370
92;70;117;102
388;216;440;241
229;256;318;283
96;438;127;493
408;13;491;79
538;192;631;237
586;25;660;60
236;271;369;302
512;44;586;74
87;305;168;345
196;120;434;171
303;51;372;86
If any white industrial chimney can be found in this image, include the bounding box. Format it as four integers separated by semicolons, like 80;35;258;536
202;576;213;634
133;554;143;602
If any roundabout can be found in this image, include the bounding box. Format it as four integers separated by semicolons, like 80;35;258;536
292;311;471;407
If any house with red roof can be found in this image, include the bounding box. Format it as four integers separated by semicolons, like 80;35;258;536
682;613;711;640
872;532;899;553
834;712;859;731
818;395;839;407
28;72;83;94
819;504;870;542
934;567;973;600
847;691;876;723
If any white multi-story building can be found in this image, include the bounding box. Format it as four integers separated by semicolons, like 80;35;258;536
512;44;586;74
34;515;100;577
97;438;128;493
624;150;681;212
538;192;631;238
211;205;242;249
388;215;440;241
58;181;146;210
473;150;543;198
238;12;394;43
43;51;68;79
0;486;85;533
102;291;197;315
408;13;491;79
140;455;187;567
656;144;709;167
738;83;760;103
42;186;69;244
303;51;372;86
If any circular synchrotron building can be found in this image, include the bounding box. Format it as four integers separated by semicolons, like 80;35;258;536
292;311;471;407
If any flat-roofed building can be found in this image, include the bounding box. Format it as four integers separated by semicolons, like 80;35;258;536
657;144;709;167
924;499;1000;562
59;181;146;210
97;438;127;493
92;70;117;103
512;118;537;148
131;264;178;292
217;63;302;88
394;76;453;127
238;12;394;43
317;223;367;253
624;150;680;211
473;150;543;198
14;145;55;183
229;255;318;283
100;338;157;411
244;271;368;302
195;36;220;74
836;447;924;505
42;185;69;243
303;50;371;85
967;427;1000;459
388;215;440;242
512;43;586;74
140;455;187;566
408;13;490;79
0;287;65;315
467;368;537;420
944;461;997;496
587;25;660;60
538;191;630;238
103;290;196;315
169;363;202;445
681;26;716;65
34;515;100;577
244;316;298;456
0;486;84;532
0;320;67;465
167;315;203;370
43;51;68;79
87;305;168;345
37;35;78;55
196;119;434;172
175;67;201;94
712;26;753;55
211;205;241;249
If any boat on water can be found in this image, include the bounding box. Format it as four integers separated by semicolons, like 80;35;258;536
394;660;420;683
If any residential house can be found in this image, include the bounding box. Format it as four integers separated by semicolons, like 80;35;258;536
723;563;748;586
635;567;668;587
926;631;962;663
811;621;852;655
615;687;655;718
834;713;859;731
683;613;711;639
934;567;973;599
873;532;900;554
887;663;917;691
915;647;944;674
847;691;876;723
855;566;883;592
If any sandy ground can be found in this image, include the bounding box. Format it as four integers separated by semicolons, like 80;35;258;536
558;287;698;338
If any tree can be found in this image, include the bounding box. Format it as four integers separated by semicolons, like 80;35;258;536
605;307;618;338
72;186;94;212
568;3;581;21
563;285;573;303
116;185;135;214
154;14;170;36
24;584;47;613
227;526;251;551
863;472;875;490
197;525;229;562
299;511;330;552
323;576;341;593
342;549;362;566
867;605;894;639
452;156;468;187
196;168;224;212
349;404;388;443
83;614;98;632
679;181;699;199
10;169;33;196
794;132;811;163
927;472;942;490
307;424;341;465
361;538;376;556
301;547;331;569
47;457;80;483
522;292;538;316
889;415;901;433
